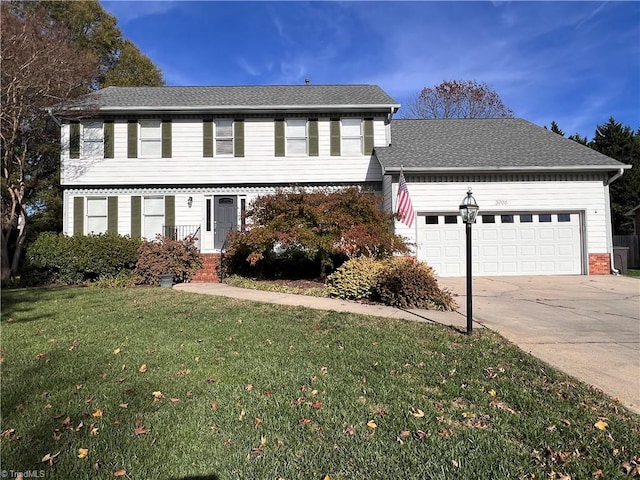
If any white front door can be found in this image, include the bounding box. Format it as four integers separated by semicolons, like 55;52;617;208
417;212;583;277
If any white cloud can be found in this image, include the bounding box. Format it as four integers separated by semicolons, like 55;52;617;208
101;1;181;25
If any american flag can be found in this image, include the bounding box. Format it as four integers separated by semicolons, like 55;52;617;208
396;169;415;227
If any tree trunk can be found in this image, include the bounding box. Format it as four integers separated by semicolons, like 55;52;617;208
1;230;12;280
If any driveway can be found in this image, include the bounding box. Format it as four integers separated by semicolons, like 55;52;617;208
438;275;640;413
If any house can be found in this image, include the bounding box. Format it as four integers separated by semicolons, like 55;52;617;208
58;84;631;279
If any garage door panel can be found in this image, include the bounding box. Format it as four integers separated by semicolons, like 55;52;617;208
417;211;582;277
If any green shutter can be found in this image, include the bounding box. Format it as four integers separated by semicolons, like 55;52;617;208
127;121;137;158
161;120;172;158
308;119;319;156
234;119;244;157
70;122;80;159
275;119;285;157
203;120;213;157
131;196;141;238
107;196;118;233
73;196;84;235
104;121;114;158
364;118;374;154
164;195;175;233
330;119;340;156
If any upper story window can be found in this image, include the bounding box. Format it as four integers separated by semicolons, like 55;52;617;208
215;120;233;156
140;120;162;158
286;119;307;155
82;121;103;157
341;118;363;156
86;197;107;234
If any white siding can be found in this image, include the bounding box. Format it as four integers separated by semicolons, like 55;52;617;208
61;117;388;186
391;177;610;256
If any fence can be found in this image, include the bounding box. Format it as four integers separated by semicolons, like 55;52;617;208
613;235;640;269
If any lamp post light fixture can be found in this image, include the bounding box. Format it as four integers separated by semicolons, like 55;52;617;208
459;188;479;335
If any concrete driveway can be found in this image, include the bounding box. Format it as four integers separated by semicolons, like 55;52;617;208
438;275;640;413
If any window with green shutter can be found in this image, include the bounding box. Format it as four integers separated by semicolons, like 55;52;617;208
131;196;141;237
162;120;172;158
104;121;114;158
127;121;138;158
73;196;84;235
330;119;341;156
108;196;118;233
275;119;285;157
364;118;374;154
308;119;319;157
203;120;213;157
70;122;80;159
234;119;244;157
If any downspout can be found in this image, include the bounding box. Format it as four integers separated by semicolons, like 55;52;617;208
604;168;624;274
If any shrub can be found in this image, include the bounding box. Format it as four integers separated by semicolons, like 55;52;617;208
26;232;142;285
375;257;457;311
326;256;386;301
135;235;203;285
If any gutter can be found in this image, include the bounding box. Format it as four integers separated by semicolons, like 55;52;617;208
604;167;624;186
381;164;632;175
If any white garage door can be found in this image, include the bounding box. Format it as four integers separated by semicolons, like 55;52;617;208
416;212;583;277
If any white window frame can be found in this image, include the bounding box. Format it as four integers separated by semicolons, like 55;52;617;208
86;197;107;234
286;119;308;156
143;196;164;240
82;121;103;157
215;119;234;157
139;120;162;158
341;118;363;156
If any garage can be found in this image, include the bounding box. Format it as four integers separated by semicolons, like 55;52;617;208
416;212;583;277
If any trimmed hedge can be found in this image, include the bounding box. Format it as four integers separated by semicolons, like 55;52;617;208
26;232;142;285
327;256;457;311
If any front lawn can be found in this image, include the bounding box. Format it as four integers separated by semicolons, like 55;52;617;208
1;287;638;479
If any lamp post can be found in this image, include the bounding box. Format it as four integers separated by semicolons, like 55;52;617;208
459;188;479;335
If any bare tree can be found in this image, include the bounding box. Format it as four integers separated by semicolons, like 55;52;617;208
1;4;98;279
404;80;513;119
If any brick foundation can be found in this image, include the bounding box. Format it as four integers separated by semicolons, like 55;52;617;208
588;253;611;275
191;253;221;282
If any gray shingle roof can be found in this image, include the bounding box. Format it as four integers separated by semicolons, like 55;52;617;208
74;85;400;112
375;119;627;171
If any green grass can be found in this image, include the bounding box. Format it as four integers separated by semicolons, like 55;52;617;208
626;269;640;278
1;287;638;480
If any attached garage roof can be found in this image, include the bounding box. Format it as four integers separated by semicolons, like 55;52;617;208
375;118;628;173
65;85;400;114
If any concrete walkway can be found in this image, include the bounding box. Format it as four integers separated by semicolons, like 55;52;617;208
174;276;640;414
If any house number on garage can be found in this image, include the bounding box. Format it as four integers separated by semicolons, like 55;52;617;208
495;199;509;206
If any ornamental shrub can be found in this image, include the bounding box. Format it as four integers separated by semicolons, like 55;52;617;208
326;256;386;300
26;232;142;285
135;235;203;285
374;257;457;311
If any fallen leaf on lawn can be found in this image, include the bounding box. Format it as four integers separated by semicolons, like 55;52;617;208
119;403;128;409
114;469;127;477
490;400;520;415
547;425;557;432
113;348;121;355
210;402;218;410
260;435;267;446
452;459;459;468
593;469;603;478
438;428;453;438
92;408;103;418
488;389;497;397
312;401;323;410
367;420;377;429
84;395;94;404
2;428;16;439
41;451;60;465
299;418;311;426
264;390;272;397
36;353;46;360
561;419;571;426
134;419;150;436
416;430;428;439
139;364;148;373
239;409;246;420
68;339;79;351
412;408;425;418
152;391;164;400
594;419;608;430
254;417;263;429
169;397;180;404
78;448;88;459
90;426;99;436
324;476;331;480
320;366;328;375
245;384;253;391
343;424;355;435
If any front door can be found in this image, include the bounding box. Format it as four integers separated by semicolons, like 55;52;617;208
213;196;237;250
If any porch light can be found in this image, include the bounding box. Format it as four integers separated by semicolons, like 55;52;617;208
187;196;193;208
459;188;479;224
459;188;479;335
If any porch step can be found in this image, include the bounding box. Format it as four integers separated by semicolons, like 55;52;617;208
190;253;221;283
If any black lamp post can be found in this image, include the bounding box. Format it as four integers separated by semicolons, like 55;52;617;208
459;188;479;335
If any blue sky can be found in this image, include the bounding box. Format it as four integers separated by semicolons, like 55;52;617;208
101;1;639;140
